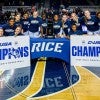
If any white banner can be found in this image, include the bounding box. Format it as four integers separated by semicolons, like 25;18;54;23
0;36;30;70
71;35;100;67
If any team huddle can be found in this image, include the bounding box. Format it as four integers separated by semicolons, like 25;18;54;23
0;8;100;38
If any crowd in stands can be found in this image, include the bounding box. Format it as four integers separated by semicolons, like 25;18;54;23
0;6;100;39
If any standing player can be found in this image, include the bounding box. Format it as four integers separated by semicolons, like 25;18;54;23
3;17;16;36
22;12;30;33
41;13;48;36
82;10;99;35
14;13;22;26
53;14;62;38
28;11;43;38
62;14;71;38
70;12;83;32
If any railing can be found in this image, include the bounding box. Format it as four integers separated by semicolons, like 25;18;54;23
2;6;100;13
2;6;31;13
69;6;100;12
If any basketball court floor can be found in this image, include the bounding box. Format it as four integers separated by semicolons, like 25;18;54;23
0;58;100;100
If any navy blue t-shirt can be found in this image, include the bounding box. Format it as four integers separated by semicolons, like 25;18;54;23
81;15;99;32
70;18;82;31
22;18;30;32
53;21;62;35
3;24;16;36
62;20;71;36
14;20;22;26
68;30;83;36
29;16;42;33
42;19;48;34
15;33;24;36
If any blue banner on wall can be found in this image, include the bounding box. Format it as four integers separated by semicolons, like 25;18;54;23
30;38;70;63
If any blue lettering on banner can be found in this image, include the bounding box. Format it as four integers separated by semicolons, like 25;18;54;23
0;38;70;63
0;42;12;46
72;46;100;57
0;46;29;60
88;41;100;44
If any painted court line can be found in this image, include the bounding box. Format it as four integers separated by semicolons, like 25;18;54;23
29;66;100;100
7;58;46;100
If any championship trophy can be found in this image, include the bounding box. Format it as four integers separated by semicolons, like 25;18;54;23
45;12;55;38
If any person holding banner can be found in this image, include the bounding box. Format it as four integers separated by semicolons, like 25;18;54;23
3;17;16;36
68;24;83;39
14;25;24;36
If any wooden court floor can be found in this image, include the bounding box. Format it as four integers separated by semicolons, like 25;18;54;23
4;58;100;100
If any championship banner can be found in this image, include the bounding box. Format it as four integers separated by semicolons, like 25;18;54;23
71;35;100;67
30;38;70;63
0;36;30;70
0;38;71;100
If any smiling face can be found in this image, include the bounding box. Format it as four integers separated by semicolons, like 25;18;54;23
54;15;59;21
15;14;21;21
71;13;78;21
9;19;15;26
71;24;77;32
84;10;91;19
97;12;100;19
23;13;29;19
62;14;68;22
33;11;38;18
15;26;22;35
